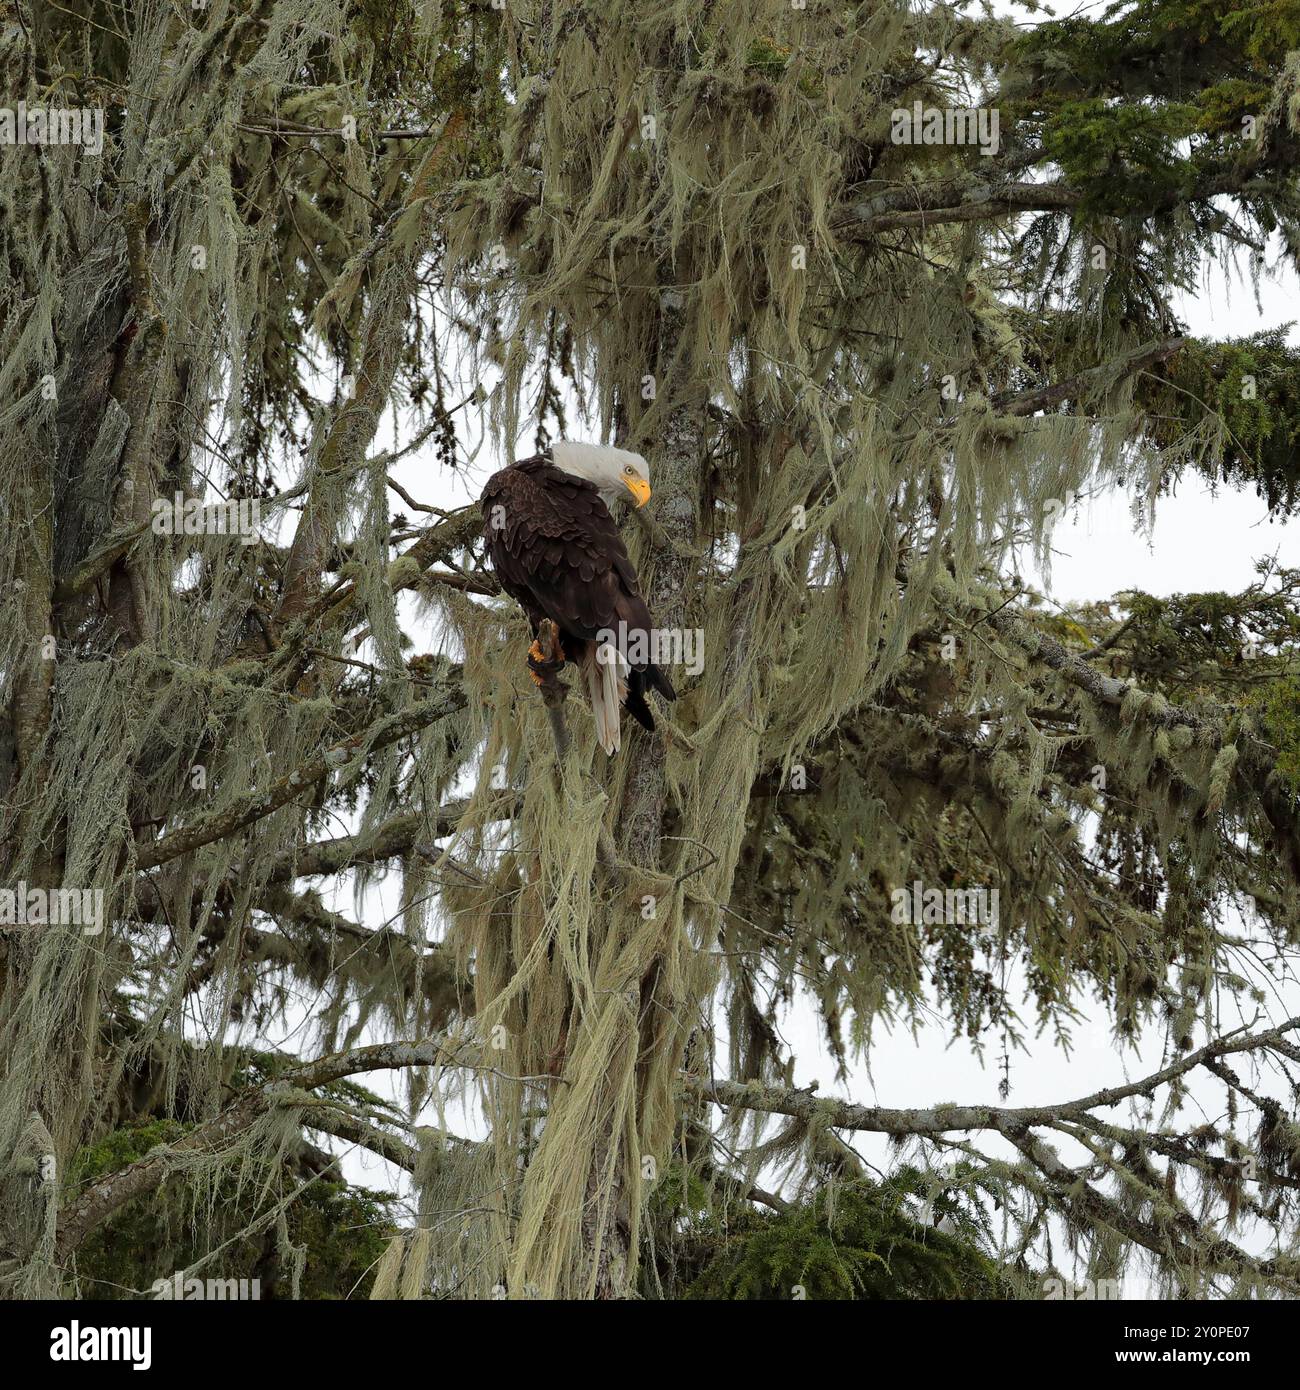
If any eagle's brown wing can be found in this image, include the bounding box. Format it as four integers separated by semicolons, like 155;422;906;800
480;456;652;642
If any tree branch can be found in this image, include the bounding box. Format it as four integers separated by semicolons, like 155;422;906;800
689;1013;1300;1137
134;685;466;870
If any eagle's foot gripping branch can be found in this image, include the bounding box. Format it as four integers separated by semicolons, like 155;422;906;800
528;620;572;763
527;631;567;688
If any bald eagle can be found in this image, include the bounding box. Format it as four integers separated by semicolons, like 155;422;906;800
480;442;677;754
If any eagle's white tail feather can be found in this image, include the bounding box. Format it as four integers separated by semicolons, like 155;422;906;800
583;643;627;755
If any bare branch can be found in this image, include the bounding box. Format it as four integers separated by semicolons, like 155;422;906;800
135;686;466;870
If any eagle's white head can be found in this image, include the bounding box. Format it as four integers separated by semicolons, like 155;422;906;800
551;440;652;510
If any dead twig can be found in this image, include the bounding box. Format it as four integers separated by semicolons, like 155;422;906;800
529;619;571;764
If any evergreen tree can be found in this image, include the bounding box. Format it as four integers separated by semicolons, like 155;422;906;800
2;0;1300;1299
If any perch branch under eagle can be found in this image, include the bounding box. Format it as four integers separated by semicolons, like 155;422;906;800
480;442;676;754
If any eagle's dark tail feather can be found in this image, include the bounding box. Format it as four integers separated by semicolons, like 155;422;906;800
645;663;676;702
624;664;675;733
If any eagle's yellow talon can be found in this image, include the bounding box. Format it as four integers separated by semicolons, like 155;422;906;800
528;636;565;664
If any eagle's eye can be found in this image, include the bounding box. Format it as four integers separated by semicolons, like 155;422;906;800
623;465;634;475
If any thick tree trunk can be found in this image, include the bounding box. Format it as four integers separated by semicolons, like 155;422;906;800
576;289;703;1297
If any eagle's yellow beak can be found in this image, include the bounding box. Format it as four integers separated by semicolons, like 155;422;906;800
624;476;652;509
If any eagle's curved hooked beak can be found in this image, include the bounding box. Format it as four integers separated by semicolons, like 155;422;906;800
623;476;652;509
